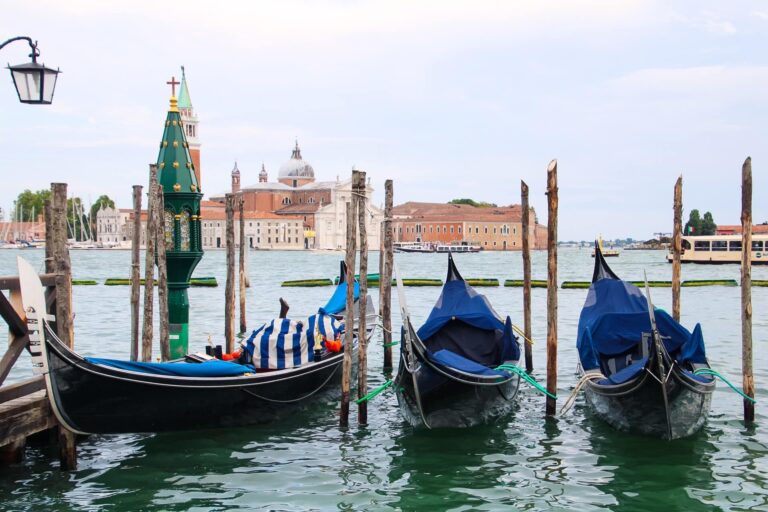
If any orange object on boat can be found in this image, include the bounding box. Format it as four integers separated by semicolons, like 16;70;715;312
221;350;241;361
325;339;342;353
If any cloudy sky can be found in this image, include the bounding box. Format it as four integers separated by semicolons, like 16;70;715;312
1;1;766;240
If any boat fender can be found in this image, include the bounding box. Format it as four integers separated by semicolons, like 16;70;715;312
221;350;242;361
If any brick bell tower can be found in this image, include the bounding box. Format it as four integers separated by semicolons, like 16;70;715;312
178;66;201;188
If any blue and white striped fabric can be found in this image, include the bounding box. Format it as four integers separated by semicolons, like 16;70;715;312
305;313;344;352
245;314;345;370
247;319;308;370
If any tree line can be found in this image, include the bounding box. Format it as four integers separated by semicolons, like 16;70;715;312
11;189;115;241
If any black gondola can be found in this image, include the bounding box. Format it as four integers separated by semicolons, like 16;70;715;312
576;243;715;439
394;254;521;428
18;257;360;435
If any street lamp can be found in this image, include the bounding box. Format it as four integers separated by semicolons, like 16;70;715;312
1;36;60;104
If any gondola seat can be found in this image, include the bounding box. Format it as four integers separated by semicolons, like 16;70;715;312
598;357;649;385
84;358;253;377
428;349;511;378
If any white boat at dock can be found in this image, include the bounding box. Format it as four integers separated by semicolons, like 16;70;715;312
666;234;768;265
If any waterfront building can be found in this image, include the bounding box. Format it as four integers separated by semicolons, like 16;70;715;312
200;200;304;250
715;224;768;236
95;206;148;247
392;202;547;251
209;142;383;250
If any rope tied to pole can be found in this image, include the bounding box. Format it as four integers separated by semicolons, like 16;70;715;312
355;379;393;404
495;364;557;400
558;371;606;416
694;368;757;403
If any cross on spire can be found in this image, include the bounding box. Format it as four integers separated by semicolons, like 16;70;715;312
166;76;180;97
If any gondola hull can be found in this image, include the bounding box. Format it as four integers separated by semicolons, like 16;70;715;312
583;364;713;440
43;326;353;434
395;356;520;428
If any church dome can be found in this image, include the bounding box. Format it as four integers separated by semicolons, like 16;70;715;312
278;140;315;178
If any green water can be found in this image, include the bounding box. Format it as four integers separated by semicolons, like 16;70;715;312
0;248;766;511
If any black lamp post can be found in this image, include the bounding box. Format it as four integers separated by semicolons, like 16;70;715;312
1;36;60;104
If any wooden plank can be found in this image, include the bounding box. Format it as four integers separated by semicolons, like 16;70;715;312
0;274;57;291
0;334;30;388
0;376;45;404
741;157;754;423
0;290;26;337
0;391;57;449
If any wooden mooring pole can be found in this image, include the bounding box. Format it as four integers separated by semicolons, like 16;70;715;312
340;196;357;427
672;176;682;322
141;165;158;362
52;183;73;349
741;157;755;424
521;180;533;374
130;185;142;361
44;199;53;274
225;193;236;353
545;160;558;416
355;170;369;425
381;179;394;371
157;186;170;361
239;195;247;334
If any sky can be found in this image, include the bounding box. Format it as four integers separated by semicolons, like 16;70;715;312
1;0;766;241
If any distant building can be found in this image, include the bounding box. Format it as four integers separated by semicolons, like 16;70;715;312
199;200;304;250
0;216;45;243
715;224;768;236
392;201;547;250
95;205;148;247
209;141;383;250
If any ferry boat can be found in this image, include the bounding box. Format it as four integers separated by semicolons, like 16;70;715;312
666;234;768;265
394;242;435;253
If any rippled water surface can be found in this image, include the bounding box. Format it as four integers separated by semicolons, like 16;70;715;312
1;248;766;511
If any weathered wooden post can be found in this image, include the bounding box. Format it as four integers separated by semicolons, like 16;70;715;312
141;165;158;362
672;176;682;322
51;183;73;349
355;170;369;424
340;197;357;427
521;180;533;374
239;195;247;334
157;185;170;361
545;160;558;416
225;194;236;353
130;185;142;361
382;179;394;371
44;199;53;274
741;157;755;424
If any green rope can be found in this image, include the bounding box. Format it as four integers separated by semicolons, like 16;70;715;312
694;368;757;404
496;364;557;400
355;379;393;404
383;341;400;348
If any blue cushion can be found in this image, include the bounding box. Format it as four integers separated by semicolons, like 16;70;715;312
428;349;510;378
598;357;648;385
85;357;253;377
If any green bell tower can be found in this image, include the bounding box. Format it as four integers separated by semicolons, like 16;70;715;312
156;75;203;357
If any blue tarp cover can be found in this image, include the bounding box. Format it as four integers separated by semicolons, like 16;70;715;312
577;279;707;371
319;281;359;315
417;278;520;363
85;357;253;377
428;349;511;378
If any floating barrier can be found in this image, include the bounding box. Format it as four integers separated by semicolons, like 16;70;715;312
72;279;98;285
504;279;547;288
681;279;738;287
104;277;219;287
282;278;334;287
561;279;738;289
333;274;380;285
754;280;768;287
465;278;499;287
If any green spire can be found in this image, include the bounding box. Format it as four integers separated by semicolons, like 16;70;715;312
156;93;199;194
178;65;192;109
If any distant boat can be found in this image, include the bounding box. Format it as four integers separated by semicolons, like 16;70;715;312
592;237;619;257
666;234;768;265
576;242;714;439
435;243;481;253
394;242;435;253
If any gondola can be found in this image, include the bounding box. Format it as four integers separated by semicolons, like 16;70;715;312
576;243;715;439
17;257;360;435
394;254;521;428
